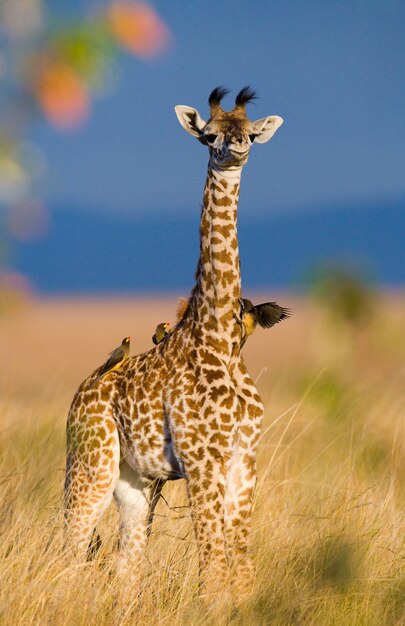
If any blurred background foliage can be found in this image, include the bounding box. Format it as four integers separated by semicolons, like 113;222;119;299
304;262;403;369
0;0;170;307
308;263;375;329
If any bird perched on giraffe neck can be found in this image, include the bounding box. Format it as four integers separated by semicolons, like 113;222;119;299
240;299;291;348
152;322;170;345
89;336;130;388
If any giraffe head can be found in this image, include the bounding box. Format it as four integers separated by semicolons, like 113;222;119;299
175;87;283;170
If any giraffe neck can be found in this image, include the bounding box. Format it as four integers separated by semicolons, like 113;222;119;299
191;164;242;347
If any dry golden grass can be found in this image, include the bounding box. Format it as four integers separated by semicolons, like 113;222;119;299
0;293;404;625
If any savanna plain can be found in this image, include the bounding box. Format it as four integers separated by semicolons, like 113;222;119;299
0;292;404;625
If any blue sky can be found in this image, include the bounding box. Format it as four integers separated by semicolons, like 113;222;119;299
32;0;405;218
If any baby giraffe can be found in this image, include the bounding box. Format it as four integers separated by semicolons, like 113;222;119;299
64;87;283;603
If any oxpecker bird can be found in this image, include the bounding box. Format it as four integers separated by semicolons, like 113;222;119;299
240;299;291;347
90;336;131;387
152;322;170;345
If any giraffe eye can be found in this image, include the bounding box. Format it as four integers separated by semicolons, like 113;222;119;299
249;134;257;142
205;134;217;144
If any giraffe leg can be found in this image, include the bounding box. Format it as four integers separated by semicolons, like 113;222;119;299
224;446;257;601
184;453;230;601
173;381;241;602
64;459;118;559
113;461;162;588
64;412;120;559
179;457;237;626
225;360;264;600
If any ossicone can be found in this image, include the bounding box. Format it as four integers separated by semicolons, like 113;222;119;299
234;86;257;113
208;86;230;116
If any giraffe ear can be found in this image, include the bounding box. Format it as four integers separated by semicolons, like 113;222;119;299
251;115;284;144
175;105;206;138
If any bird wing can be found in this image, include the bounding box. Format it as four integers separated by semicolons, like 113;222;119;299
98;346;124;375
254;302;291;329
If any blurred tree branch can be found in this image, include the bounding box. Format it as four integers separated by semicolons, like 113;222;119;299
0;0;170;298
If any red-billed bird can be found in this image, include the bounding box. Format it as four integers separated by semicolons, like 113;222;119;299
90;336;131;388
152;322;170;345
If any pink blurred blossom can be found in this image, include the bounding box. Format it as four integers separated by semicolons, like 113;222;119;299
108;1;171;58
34;60;90;129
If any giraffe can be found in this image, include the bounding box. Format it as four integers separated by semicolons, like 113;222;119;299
64;86;283;601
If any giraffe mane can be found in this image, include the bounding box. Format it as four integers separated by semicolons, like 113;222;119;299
176;297;190;322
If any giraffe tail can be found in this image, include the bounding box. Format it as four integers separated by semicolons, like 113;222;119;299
87;530;102;560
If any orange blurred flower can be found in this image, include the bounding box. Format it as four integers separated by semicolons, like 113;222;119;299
108;1;170;58
35;62;90;129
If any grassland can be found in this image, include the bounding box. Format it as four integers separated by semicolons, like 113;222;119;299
0;293;404;625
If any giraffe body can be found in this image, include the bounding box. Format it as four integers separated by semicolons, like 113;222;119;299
64;87;283;600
